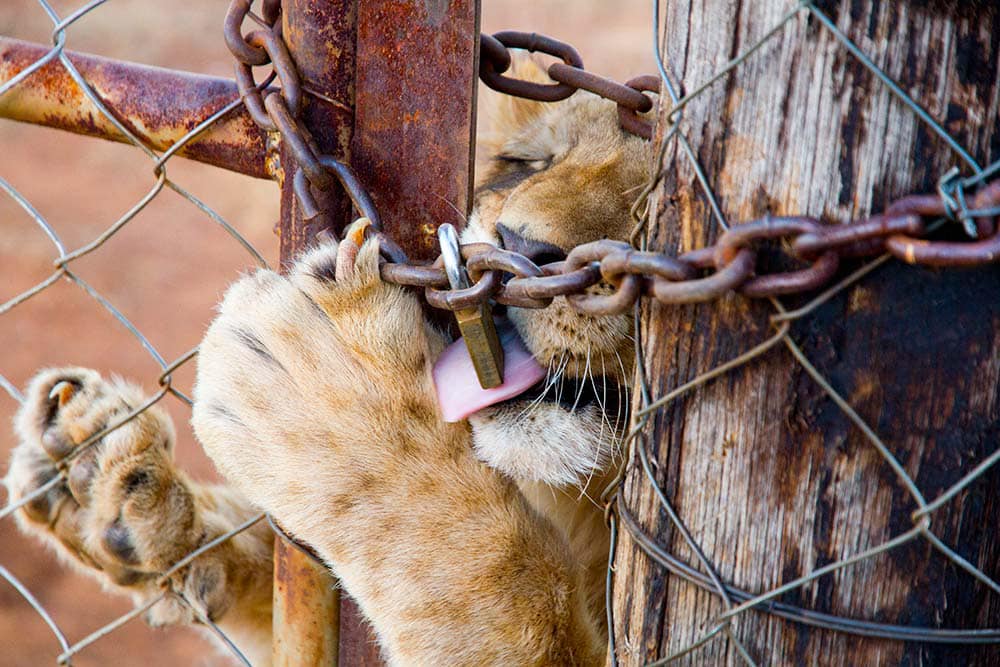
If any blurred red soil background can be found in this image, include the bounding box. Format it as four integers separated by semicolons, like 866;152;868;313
0;1;651;664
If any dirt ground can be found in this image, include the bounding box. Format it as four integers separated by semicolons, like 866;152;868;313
0;1;653;665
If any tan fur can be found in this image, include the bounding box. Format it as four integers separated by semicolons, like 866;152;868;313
5;58;654;665
4;368;274;663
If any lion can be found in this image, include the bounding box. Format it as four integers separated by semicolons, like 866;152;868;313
4;59;653;665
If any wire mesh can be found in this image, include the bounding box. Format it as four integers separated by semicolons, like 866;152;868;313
605;0;1000;664
0;1;271;664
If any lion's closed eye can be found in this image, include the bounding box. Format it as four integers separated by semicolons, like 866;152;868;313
478;153;553;193
495;153;551;171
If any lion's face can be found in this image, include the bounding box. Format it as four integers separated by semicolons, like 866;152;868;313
460;64;653;487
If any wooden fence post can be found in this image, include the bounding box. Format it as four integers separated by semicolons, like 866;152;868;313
612;1;1000;665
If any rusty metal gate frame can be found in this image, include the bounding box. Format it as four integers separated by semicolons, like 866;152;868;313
262;1;481;662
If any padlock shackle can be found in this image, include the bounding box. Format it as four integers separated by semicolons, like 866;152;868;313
438;223;472;290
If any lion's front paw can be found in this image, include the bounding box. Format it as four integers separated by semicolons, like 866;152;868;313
4;368;234;623
192;226;452;549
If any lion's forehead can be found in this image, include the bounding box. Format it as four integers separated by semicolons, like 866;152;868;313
469;96;651;251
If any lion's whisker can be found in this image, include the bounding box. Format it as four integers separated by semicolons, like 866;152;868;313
569;347;592;416
612;348;631;465
515;353;564;423
577;347;604;499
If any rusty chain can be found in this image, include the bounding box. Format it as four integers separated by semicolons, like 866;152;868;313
225;0;381;235
478;31;659;140
225;0;1000;322
383;176;1000;316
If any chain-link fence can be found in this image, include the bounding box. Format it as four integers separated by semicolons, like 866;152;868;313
0;1;277;664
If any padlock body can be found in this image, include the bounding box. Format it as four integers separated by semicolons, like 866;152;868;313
454;303;505;389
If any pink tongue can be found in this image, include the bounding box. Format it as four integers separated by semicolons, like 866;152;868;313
433;320;546;423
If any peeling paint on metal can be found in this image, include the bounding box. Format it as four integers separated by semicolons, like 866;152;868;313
0;37;273;179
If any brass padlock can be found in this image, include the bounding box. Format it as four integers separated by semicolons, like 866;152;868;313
438;224;504;389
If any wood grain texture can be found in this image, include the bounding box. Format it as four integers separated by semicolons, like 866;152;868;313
612;1;1000;665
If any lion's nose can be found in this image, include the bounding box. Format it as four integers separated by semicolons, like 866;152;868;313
496;223;566;266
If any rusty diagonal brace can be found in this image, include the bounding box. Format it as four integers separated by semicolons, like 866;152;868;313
0;37;273;179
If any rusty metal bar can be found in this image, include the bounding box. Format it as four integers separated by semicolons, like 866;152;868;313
352;0;481;261
273;0;355;665
273;531;339;665
326;1;482;663
0;38;272;179
276;0;357;260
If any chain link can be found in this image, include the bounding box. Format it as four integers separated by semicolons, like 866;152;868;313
224;0;375;238
479;31;658;139
376;176;1000;315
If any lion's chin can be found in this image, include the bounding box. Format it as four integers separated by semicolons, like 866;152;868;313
467;379;626;487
